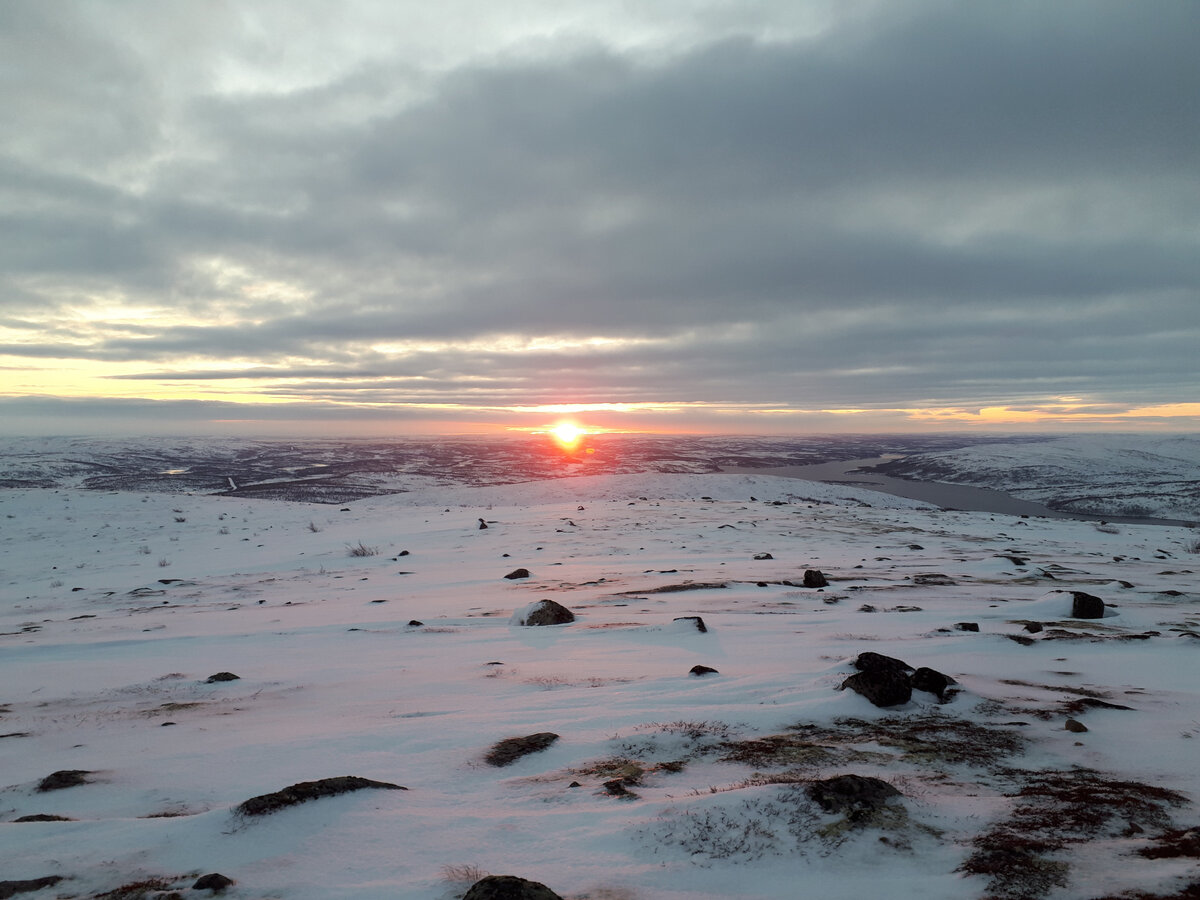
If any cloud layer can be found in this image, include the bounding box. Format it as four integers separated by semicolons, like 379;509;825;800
3;0;1198;434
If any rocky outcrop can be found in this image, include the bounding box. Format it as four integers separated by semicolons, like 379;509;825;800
463;875;564;900
485;733;559;767
510;599;574;626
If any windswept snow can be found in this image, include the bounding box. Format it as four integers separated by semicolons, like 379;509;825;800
2;468;1199;900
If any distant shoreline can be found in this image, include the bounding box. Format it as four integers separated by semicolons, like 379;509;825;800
721;457;1194;528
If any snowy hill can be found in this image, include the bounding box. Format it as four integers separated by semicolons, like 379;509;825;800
877;434;1200;522
2;472;1198;900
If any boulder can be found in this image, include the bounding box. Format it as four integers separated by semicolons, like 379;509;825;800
802;569;829;588
911;666;956;701
463;875;564;900
1070;591;1106;619
841;669;912;708
954;622;980;632
205;671;240;683
689;665;719;676
510;599;574;626
753;552;774;560
503;568;530;580
852;651;912;675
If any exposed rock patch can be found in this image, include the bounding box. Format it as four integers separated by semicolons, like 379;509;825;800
485;733;559;767
236;776;406;816
510;599;574;626
36;770;91;792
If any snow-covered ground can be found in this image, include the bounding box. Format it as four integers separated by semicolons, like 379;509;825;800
2;471;1199;900
878;434;1200;522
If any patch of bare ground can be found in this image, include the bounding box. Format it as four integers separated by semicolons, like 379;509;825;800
1091;885;1200;900
615;582;728;595
784;714;1028;767
960;769;1189;900
93;876;182;900
236;776;407;816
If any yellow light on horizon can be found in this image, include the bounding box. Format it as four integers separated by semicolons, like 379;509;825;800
550;421;585;447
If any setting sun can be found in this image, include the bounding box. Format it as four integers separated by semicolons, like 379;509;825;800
550;422;585;447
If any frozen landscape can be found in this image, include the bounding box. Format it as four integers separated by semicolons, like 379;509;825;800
2;435;1199;900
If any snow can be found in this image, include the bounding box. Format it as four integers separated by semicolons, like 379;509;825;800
2;469;1199;900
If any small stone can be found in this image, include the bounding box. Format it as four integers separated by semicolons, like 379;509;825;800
1065;718;1088;733
753;552;774;560
803;569;829;588
689;665;719;676
1070;591;1106;619
503;568;531;580
205;672;240;683
193;873;235;893
407;619;424;627
954;622;980;632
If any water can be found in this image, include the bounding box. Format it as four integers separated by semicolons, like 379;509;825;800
723;457;1191;527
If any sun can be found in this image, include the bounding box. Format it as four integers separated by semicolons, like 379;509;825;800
550;422;585;447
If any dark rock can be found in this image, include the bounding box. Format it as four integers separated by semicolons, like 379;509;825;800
852;651;912;675
478;518;488;530
908;544;924;550
462;875;564;900
193;873;235;893
514;599;574;626
753;553;774;560
236;776;406;816
484;733;559;767
407;620;424;627
1024;622;1044;633
0;877;64;899
913;573;956;585
911;666;956;701
36;770;91;792
673;616;708;633
806;774;902;815
802;569;829;588
603;779;636;798
1070;591;1106;619
689;665;719;676
841;670;912;708
205;672;239;683
954;622;980;632
503;568;530;580
13;814;74;822
1065;718;1088;733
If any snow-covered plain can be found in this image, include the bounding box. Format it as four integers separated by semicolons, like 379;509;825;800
3;471;1199;900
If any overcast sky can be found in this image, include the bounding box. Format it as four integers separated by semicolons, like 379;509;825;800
2;0;1198;436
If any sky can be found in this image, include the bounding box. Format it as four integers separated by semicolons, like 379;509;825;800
2;0;1198;437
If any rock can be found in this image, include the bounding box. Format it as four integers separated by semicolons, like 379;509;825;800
236;776;406;816
484;733;559;767
689;665;719;676
511;599;574;626
911;666;956;701
205;671;240;683
478;518;488;530
841;669;912;708
13;814;74;822
193;873;235;893
954;622;980;632
36;770;90;792
1065;718;1088;733
0;877;64;899
503;568;530;580
913;573;956;585
802;569;829;588
463;875;564;900
603;779;637;798
753;552;773;560
1024;622;1044;633
407;619;424;627
806;774;902;815
908;544;924;550
1070;591;1106;619
672;616;708;633
852;651;912;675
